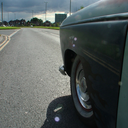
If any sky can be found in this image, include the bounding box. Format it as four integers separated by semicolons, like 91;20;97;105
0;0;99;23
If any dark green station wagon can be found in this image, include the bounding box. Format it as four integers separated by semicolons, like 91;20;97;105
59;0;128;128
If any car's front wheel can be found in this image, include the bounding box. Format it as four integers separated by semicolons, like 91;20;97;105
70;56;96;127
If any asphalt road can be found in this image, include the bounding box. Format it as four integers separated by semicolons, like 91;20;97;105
0;28;87;128
0;29;17;36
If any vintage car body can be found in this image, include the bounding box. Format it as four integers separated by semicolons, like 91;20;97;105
59;0;128;128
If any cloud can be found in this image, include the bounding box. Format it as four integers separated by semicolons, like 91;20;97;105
3;0;99;13
1;0;99;22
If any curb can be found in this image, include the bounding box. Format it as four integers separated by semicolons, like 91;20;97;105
0;35;5;44
0;29;20;51
0;35;10;51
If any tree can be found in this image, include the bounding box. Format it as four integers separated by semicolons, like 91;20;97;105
38;19;43;26
30;17;43;26
26;20;30;26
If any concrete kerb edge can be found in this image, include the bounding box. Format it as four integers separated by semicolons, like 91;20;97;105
0;35;9;48
0;35;10;51
0;29;20;51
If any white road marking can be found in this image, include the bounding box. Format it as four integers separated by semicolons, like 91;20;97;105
0;29;20;51
9;29;20;38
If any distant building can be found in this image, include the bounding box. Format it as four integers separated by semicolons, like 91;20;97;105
20;19;26;25
44;20;51;26
55;14;67;23
3;21;8;26
9;19;26;26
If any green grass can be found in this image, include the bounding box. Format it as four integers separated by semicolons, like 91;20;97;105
0;26;60;30
33;26;60;30
0;27;21;30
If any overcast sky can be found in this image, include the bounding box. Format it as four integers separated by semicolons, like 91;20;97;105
0;0;99;23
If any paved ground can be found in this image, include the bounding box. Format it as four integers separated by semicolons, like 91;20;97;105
0;28;87;128
0;35;4;44
0;29;17;36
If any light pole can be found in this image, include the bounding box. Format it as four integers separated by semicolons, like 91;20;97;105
1;2;3;25
70;0;71;16
8;12;9;22
14;13;16;20
44;2;48;21
32;10;33;18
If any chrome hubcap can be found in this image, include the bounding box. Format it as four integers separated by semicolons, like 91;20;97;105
76;63;92;110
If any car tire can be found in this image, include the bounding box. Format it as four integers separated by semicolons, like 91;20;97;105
70;55;96;127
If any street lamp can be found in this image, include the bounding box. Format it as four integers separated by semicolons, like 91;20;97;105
70;0;71;16
44;2;48;21
1;2;3;25
32;10;33;18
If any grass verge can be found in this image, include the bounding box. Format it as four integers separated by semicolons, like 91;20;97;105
0;26;60;30
0;27;21;30
33;26;60;30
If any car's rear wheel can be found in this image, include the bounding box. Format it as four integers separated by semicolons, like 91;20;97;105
70;56;96;127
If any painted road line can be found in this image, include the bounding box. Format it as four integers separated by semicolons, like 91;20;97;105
0;36;10;51
0;35;8;47
0;29;20;51
9;29;20;38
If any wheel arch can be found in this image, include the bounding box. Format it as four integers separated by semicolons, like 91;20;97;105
64;49;77;76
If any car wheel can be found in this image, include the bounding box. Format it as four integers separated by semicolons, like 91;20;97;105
70;56;96;127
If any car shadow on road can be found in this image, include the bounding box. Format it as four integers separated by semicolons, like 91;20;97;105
40;95;90;128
